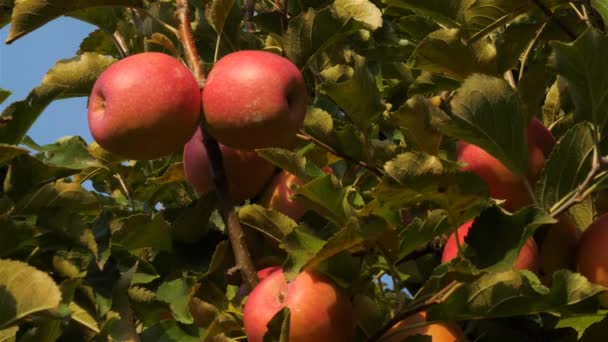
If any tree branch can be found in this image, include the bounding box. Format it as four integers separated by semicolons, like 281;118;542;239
531;0;577;39
175;0;259;290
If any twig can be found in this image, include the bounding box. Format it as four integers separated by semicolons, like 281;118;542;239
531;0;577;39
112;31;129;58
518;21;548;83
114;173;135;211
550;146;603;217
176;0;259;290
245;0;256;32
296;131;384;177
367;281;461;342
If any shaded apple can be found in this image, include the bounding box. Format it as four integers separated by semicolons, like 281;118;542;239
88;52;200;160
202;50;308;150
539;213;579;278
243;268;354;342
183;127;275;203
441;220;540;273
456;118;556;211
576;213;608;305
379;311;466;342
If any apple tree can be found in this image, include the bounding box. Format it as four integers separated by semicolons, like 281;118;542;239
1;0;608;341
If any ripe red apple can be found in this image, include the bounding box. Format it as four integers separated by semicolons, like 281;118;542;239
379;311;466;342
243;268;354;342
183;127;275;202
202;50;308;150
88;52;201;160
456;118;556;211
576;213;608;305
441;220;539;273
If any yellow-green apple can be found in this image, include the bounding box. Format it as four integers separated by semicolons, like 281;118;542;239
379;311;466;342
183;127;275;203
243;268;354;342
88;52;200;160
441;220;539;273
202;50;308;150
576;213;608;305
456;118;555;211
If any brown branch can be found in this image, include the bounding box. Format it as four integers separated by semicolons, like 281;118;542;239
531;0;577;39
367;281;461;342
175;0;259;290
245;0;256;32
296;131;384;177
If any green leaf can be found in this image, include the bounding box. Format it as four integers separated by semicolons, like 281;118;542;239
372;152;490;221
68;6;125;33
111;214;173;252
463;0;530;39
441;74;529;176
23;136;103;170
69;302;100;334
239;204;298;243
332;0;382;31
0;89;10;104
0;326;18;342
556;313;607;338
462;206;556;271
535;123;595;212
141;320;203;342
0;218;37;258
398;210;451;261
550;27;608;131
207;0;235;34
0;0;12;29
380;0;473;28
591;0;608;28
280;225;327;279
77;29;118;56
156;277;197;325
320;54;384;132
0;144;28;165
0;53;116;145
426;270;606;320
410;28;498;80
0;259;62;329
256;148;324;181
283;7;345;68
296;174;353;226
6;0;144;43
388;95;444;154
263;308;291;342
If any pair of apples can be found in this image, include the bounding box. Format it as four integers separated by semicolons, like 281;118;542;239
88;50;308;201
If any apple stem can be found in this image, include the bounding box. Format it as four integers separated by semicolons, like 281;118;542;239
111;31;129;58
176;0;259;290
245;0;256;31
367;280;462;342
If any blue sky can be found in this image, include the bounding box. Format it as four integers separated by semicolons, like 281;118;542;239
0;18;96;145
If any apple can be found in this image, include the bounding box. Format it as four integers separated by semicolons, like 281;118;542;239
379;311;466;342
88;52;201;160
539;213;579;278
576;213;608;305
202;50;308;150
243;268;354;342
456;118;556;211
441;220;539;273
183;127;276;203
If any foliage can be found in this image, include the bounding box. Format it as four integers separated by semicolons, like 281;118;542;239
1;0;608;341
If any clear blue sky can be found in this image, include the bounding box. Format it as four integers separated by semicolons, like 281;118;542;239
0;18;96;145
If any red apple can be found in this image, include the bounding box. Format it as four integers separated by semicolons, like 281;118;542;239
88;52;200;160
243;268;354;342
441;220;539;273
456;118;556;211
576;213;608;305
202;50;308;150
379;311;466;342
183;127;275;203
539;213;579;278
